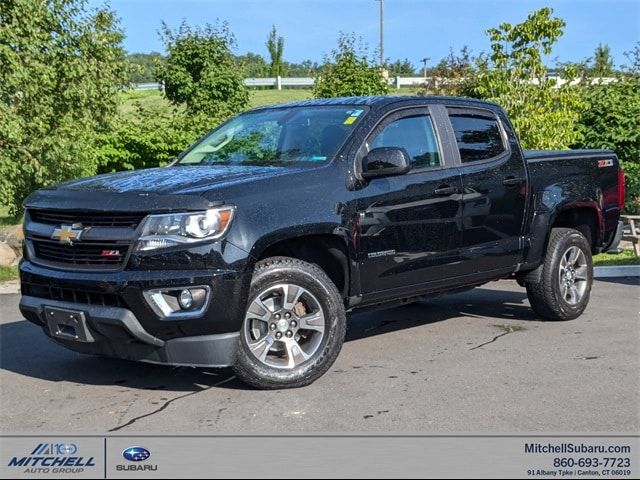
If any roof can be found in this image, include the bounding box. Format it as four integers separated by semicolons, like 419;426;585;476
250;95;501;112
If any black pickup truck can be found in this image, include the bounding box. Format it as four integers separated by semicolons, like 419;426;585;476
19;96;625;389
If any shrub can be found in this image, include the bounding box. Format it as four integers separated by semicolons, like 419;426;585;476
94;105;223;174
575;77;640;213
313;33;389;98
156;21;249;118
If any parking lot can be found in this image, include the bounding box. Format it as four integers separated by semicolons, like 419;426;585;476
1;278;638;433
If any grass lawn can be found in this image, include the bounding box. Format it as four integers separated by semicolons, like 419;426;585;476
117;88;176;119
0;265;18;282
0;206;19;227
250;88;313;108
592;249;640;266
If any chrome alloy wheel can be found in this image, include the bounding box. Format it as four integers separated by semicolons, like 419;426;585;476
243;284;326;369
558;245;589;306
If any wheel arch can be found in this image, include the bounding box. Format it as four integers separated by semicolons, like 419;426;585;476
248;232;352;299
520;202;601;283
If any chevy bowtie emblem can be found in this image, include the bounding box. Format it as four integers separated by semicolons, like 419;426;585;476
51;224;86;245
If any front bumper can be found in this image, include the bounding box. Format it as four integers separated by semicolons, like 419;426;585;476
19;260;251;340
20;295;239;367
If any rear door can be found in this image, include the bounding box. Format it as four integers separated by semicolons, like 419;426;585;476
356;107;463;294
446;106;527;275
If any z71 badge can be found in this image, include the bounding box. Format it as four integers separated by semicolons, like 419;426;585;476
598;159;614;168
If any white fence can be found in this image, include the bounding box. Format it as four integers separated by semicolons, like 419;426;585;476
244;76;315;88
134;82;163;90
135;75;429;91
134;75;617;91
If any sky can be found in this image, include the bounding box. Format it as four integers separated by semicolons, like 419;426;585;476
92;0;640;68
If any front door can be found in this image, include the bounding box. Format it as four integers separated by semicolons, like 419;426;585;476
356;108;463;294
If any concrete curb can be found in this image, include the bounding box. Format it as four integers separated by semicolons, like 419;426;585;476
0;280;19;295
593;265;640;278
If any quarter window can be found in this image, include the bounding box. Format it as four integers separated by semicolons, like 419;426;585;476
449;112;505;163
369;114;441;168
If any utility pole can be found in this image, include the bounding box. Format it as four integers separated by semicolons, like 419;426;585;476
421;57;430;78
376;0;384;67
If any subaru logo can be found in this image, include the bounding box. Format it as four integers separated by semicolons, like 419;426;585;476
122;446;150;462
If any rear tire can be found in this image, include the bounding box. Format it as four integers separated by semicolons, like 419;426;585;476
525;228;593;321
233;256;346;389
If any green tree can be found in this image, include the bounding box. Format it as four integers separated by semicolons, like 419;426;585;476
623;43;640;72
156;20;249;118
266;25;286;77
128;52;165;83
236;52;268;77
286;59;320;76
592;43;614;77
388;58;416;76
0;0;130;216
313;33;389;98
466;7;586;149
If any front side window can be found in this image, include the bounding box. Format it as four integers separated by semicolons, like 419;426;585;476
368;114;441;168
177;106;366;167
448;111;505;163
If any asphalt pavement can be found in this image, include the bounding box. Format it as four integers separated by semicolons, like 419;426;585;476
1;278;638;433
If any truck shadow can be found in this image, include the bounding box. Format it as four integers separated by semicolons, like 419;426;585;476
1;286;538;392
346;286;537;342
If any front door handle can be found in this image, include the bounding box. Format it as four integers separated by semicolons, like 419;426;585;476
503;177;525;186
434;185;457;196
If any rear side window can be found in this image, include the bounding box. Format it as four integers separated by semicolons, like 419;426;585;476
369;114;441;168
449;111;505;163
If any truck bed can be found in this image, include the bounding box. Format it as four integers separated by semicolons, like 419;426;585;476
524;149;618;193
523;148;621;252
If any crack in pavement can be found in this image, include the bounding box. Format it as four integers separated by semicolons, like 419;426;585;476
470;325;524;351
108;375;236;432
115;394;140;426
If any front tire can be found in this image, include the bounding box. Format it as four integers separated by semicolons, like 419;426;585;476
525;228;593;321
233;256;346;389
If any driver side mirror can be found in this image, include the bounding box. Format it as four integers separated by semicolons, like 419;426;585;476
362;147;412;179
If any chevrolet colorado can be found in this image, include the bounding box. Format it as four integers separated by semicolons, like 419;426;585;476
19;96;625;389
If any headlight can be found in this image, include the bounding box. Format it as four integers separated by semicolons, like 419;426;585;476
136;206;235;252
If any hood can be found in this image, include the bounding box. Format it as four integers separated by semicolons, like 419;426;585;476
52;165;297;195
24;164;312;213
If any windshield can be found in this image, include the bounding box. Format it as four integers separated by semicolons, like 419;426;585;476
177;106;366;167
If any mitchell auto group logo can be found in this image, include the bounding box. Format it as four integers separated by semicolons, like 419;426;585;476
7;442;95;474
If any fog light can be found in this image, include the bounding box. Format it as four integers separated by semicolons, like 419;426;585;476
143;286;210;319
178;289;193;310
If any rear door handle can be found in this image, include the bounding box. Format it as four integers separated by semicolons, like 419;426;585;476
434;185;457;196
503;177;524;186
